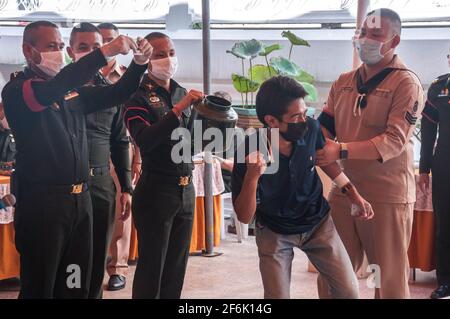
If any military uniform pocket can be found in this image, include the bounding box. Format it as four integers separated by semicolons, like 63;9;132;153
362;95;391;128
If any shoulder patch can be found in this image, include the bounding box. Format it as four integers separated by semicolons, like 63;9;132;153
405;101;419;125
432;73;450;85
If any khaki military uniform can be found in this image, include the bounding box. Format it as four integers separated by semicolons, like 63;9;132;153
318;55;425;298
105;64;135;279
102;61;127;84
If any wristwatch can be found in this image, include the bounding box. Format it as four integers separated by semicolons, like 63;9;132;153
341;182;354;194
339;143;349;160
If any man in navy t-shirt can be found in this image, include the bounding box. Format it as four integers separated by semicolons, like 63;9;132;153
232;76;373;299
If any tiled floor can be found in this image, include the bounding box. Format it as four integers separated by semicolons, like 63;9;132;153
0;233;437;299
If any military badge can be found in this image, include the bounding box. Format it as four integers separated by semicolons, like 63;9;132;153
64;91;80;101
149;95;160;103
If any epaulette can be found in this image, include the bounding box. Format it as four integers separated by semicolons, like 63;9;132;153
431;73;450;85
10;71;24;81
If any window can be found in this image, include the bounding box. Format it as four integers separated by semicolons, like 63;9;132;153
0;0;449;26
0;0;169;24
190;0;450;26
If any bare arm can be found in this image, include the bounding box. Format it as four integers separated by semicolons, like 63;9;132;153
233;152;266;224
233;174;259;224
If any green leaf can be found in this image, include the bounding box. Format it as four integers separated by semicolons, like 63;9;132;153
298;81;318;102
249;64;278;84
281;31;310;47
259;43;282;56
232;74;260;93
295;69;315;84
227;39;264;60
226;50;246;59
270;57;300;77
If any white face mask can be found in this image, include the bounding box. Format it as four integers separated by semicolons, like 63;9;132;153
353;37;395;65
150;56;178;81
73;51;90;62
32;48;66;77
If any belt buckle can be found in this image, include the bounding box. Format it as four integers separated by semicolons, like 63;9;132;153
71;183;83;194
89;168;95;177
178;176;189;186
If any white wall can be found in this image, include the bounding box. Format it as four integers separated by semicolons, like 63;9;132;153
1;27;449;89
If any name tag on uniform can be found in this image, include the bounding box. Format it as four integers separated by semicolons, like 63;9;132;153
374;88;391;98
64;91;79;101
339;87;353;93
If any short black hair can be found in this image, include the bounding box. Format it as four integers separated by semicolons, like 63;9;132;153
70;22;101;46
97;22;119;31
144;32;170;42
256;76;308;126
23;20;59;45
367;8;402;35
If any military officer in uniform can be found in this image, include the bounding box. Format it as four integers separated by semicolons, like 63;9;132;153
1;20;152;298
418;50;450;299
67;22;133;299
316;9;424;298
123;32;203;299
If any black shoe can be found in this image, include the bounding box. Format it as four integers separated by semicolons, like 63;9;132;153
430;284;450;299
107;275;126;291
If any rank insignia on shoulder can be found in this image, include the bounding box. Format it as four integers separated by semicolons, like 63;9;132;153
149;95;160;103
405;102;418;125
10;71;23;80
64;91;80;101
405;111;417;125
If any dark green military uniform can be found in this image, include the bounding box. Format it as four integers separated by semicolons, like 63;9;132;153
123;76;194;299
86;72;133;299
1;49;147;298
420;73;450;287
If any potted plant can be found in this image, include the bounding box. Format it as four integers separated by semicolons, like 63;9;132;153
227;31;318;129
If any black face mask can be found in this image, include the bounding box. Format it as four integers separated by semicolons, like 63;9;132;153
279;120;309;142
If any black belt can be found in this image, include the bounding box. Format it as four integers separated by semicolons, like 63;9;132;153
146;172;192;187
47;182;89;195
89;166;110;177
